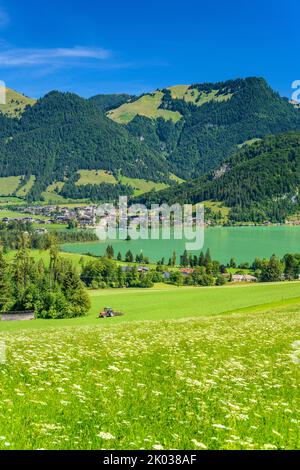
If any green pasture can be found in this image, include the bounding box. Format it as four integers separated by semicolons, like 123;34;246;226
0;302;299;449
1;279;300;332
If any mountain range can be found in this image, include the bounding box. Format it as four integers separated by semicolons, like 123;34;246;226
0;77;299;219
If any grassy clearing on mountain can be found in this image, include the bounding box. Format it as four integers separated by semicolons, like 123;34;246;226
196;89;233;105
119;176;168;195
0;176;22;196
168;86;233;106
74;171;169;195
169;173;185;183
16;176;36;197
46;182;65;193
41;182;73;204
0;305;299;449
107;86;234;125
166;85;233;106
76;170;117;186
238;138;262;148
107;91;182;124
0;88;36;118
204;201;230;223
168;85;191;99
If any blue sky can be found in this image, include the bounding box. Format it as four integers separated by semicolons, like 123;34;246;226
0;0;298;98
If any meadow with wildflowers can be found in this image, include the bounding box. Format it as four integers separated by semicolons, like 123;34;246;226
0;297;299;450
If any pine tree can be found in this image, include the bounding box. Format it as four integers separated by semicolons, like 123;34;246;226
125;250;134;263
49;237;59;287
181;250;188;267
199;251;205;266
284;254;299;280
12;233;37;302
204;249;212;266
105;245;114;259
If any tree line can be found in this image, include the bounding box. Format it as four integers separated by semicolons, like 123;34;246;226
0;221;98;252
0;235;90;318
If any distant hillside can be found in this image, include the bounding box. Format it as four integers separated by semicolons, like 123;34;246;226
0;88;36;117
108;78;300;179
107;84;233;124
0;91;169;201
136;132;300;223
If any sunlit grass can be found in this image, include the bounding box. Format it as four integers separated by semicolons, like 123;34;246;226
0;305;299;449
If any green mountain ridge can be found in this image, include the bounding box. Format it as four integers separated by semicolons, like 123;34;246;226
136;131;300;223
0;91;169;201
0;77;299;203
107;77;300;179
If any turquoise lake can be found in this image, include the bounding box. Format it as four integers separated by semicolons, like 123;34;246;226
61;225;300;264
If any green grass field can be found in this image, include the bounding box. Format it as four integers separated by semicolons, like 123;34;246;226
1;280;300;332
0;174;37;199
1;271;300;450
204;201;230;224
0;196;24;206
0;209;48;220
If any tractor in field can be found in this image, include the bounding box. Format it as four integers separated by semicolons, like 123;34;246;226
98;307;124;318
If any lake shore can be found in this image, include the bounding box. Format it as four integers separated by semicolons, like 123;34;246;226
61;225;300;265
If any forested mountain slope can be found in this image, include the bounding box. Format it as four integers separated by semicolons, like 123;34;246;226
136;132;300;223
108;78;300;179
89;93;133;112
0;78;299;203
0;91;169;200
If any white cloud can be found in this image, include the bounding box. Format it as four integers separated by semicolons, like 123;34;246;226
0;46;111;67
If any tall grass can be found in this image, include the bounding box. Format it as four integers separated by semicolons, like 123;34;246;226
0;307;299;450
